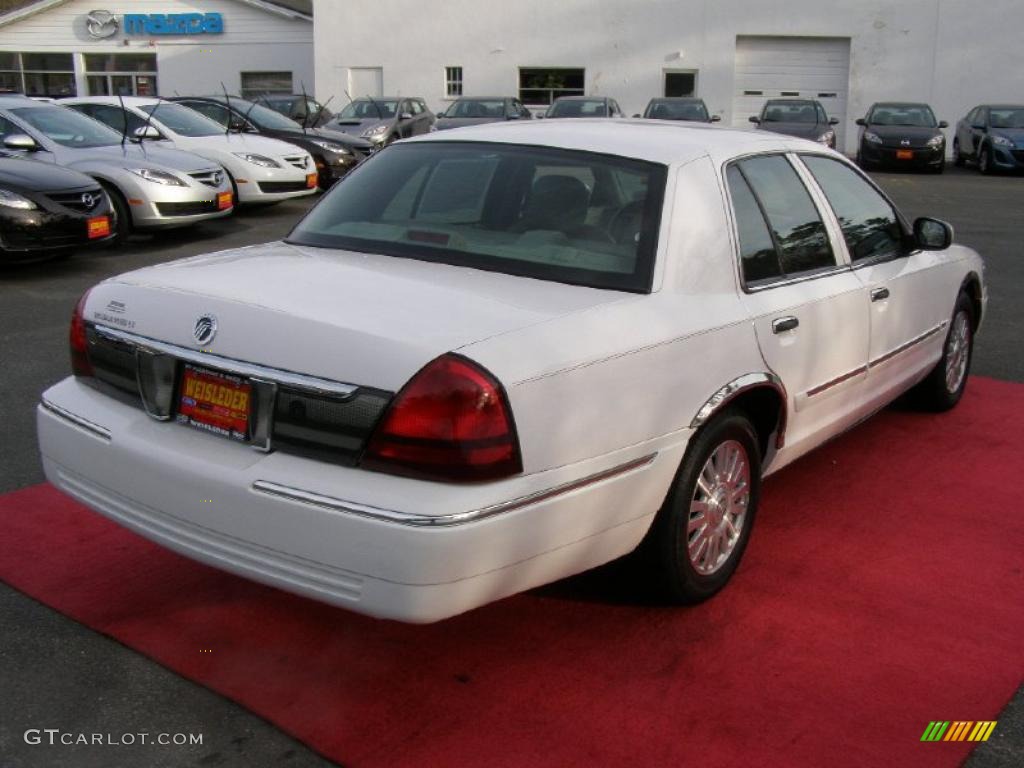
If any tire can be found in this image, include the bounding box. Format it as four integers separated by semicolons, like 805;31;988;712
99;182;130;245
978;144;993;175
225;170;240;207
952;139;964;167
931;161;945;174
649;410;762;603
908;292;974;412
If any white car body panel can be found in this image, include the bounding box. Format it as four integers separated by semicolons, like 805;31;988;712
37;120;987;622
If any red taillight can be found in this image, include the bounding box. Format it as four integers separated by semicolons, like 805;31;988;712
70;289;93;377
362;354;522;482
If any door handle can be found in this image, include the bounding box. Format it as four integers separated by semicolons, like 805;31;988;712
871;287;890;302
772;316;799;334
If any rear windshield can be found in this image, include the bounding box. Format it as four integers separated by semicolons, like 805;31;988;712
287;142;667;293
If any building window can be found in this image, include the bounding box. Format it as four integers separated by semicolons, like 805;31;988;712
0;52;76;98
240;71;294;100
518;68;584;106
84;53;158;97
664;71;697;97
445;66;463;98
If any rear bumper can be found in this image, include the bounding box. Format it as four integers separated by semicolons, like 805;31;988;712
38;377;686;622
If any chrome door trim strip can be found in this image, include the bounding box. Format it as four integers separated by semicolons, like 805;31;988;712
806;365;869;398
868;321;947;369
93;324;358;398
690;372;789;448
252;453;658;528
40;398;112;441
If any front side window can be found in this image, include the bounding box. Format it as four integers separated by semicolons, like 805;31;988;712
73;104;146;135
288;142;667;293
10;106;121;148
727;155;835;282
801;155;905;263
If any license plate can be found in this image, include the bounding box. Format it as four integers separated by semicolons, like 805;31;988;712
87;215;110;239
217;191;233;210
305;173;318;189
896;149;914;160
177;364;252;442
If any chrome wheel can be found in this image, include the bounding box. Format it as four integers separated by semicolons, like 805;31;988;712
945;310;971;394
687;440;750;576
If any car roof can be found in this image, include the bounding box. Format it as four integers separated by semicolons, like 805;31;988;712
452;96;512;101
553;95;607;101
649;97;704;102
60;96;161;108
0;94;43;107
871;102;932;108
764;98;819;104
983;104;1024;109
406;118;823;166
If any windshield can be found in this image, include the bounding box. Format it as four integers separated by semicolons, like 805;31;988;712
989;108;1024;129
446;99;507;118
548;99;608;118
287;142;666;293
140;102;223;137
10;105;122;148
762;102;818;123
646;100;708;121
868;105;937;127
338;100;399;120
223;98;302;130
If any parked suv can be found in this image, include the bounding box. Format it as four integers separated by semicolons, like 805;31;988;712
855;102;947;173
63;97;318;205
953;104;1024;174
170;95;371;188
0;95;233;238
328;97;435;147
749;98;838;148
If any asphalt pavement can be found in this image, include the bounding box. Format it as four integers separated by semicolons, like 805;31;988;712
0;168;1020;767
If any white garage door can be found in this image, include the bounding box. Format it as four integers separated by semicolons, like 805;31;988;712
733;36;851;149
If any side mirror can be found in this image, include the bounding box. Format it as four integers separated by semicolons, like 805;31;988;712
506;112;521;120
855;118;866;127
914;217;953;250
133;125;161;140
228;117;248;132
828;117;840;125
536;113;545;119
710;115;722;123
399;112;413;120
632;113;641;118
2;133;39;151
971;123;986;131
748;116;760;124
938;120;949;128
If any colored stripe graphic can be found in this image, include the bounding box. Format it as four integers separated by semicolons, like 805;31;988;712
921;721;996;742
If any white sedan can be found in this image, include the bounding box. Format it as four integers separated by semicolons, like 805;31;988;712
61;97;319;205
37;120;986;623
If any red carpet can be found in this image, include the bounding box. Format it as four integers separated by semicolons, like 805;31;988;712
2;376;1022;767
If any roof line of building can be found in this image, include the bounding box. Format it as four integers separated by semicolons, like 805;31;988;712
0;0;312;29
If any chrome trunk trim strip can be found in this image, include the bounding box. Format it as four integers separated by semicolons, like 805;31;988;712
40;398;111;441
252;453;658;527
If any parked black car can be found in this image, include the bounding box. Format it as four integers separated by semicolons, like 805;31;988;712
855;102;947;173
261;94;335;129
169;95;372;188
749;98;838;148
641;97;719;123
545;96;624;119
327;97;435;148
434;97;532;131
0;157;116;262
954;104;1024;174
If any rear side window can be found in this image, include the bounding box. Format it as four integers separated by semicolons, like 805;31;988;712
728;155;835;282
801;155;905;262
725;165;782;283
288;142;667;293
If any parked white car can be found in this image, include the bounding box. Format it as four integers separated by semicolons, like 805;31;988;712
38;120;986;623
61;97;318;205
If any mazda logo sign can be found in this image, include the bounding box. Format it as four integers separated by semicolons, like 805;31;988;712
193;315;217;346
900;139;911;146
80;192;98;209
85;10;119;39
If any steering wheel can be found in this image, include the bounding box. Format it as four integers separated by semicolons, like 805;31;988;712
607;200;645;246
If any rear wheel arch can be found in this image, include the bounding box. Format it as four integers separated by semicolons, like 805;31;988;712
690;374;788;462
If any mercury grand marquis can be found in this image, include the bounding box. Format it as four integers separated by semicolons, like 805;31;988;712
37;120;986;622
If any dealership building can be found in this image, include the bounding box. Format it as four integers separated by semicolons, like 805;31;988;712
313;0;1022;155
0;0;313;101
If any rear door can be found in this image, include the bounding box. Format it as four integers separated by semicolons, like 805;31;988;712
726;154;870;459
797;154;950;405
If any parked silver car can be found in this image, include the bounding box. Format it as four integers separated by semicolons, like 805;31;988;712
0;95;233;237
